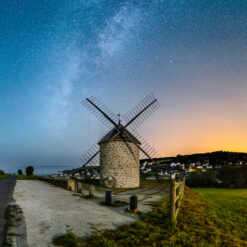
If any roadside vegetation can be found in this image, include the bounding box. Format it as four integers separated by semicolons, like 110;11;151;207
0;169;9;179
0;166;38;179
16;166;38;179
17;174;38;180
186;165;247;188
53;187;247;247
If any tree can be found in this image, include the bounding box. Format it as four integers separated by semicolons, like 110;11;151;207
26;166;34;176
186;170;218;187
0;170;5;175
18;169;23;175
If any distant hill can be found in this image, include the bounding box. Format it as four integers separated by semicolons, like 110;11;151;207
141;151;247;167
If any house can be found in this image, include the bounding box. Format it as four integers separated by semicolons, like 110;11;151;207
188;168;196;172
143;168;152;174
158;171;170;180
196;165;203;170
189;163;196;168
203;163;213;169
170;163;177;168
170;162;183;168
215;165;222;169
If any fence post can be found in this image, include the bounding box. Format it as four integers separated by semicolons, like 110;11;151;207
170;174;176;224
105;190;112;206
77;182;82;193
67;178;75;192
130;195;138;213
89;185;95;198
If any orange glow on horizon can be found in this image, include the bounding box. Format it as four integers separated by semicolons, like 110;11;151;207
142;101;247;157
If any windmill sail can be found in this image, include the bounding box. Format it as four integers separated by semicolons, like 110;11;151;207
68;94;160;174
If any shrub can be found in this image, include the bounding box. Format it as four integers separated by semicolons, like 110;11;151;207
26;166;34;176
186;170;218;187
17;175;38;180
0;170;5;175
53;232;79;247
217;165;247;188
18;169;23;175
187;166;247;188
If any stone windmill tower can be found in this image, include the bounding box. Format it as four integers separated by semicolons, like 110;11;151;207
70;95;159;188
98;123;141;188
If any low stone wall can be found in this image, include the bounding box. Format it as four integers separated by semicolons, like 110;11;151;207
39;177;86;194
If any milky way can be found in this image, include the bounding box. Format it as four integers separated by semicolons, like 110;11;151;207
0;0;247;170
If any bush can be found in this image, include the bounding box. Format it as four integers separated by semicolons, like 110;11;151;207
186;170;218;187
187;166;247;188
18;169;23;175
217;165;247;188
17;175;38;180
26;166;34;176
0;170;5;175
53;232;79;247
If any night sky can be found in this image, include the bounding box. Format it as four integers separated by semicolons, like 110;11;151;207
1;0;247;171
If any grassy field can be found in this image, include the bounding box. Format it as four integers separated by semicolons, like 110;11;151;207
192;188;247;243
53;186;247;247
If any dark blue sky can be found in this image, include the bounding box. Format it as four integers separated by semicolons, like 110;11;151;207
1;0;247;171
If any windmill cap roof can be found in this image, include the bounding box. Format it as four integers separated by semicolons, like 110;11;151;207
98;124;141;145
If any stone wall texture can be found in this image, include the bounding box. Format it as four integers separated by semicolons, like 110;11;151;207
100;140;140;188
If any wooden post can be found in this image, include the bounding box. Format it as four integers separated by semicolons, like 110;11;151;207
130;195;138;213
170;174;176;224
67;178;75;192
105;190;112;206
89;185;95;198
77;182;82;193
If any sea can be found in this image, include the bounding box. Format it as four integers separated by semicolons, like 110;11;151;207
0;165;74;175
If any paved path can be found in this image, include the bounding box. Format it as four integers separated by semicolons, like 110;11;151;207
0;177;16;247
9;180;168;247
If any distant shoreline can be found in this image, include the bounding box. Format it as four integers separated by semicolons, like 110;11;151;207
0;165;73;176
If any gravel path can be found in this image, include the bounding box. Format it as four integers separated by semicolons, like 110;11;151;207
8;180;168;247
0;177;16;247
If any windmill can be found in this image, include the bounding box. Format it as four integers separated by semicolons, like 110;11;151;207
70;94;160;188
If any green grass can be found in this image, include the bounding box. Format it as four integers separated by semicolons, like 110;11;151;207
17;175;39;180
192;188;247;242
0;174;9;179
53;187;247;247
53;232;79;247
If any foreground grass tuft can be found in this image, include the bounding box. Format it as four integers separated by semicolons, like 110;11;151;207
53;232;80;247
